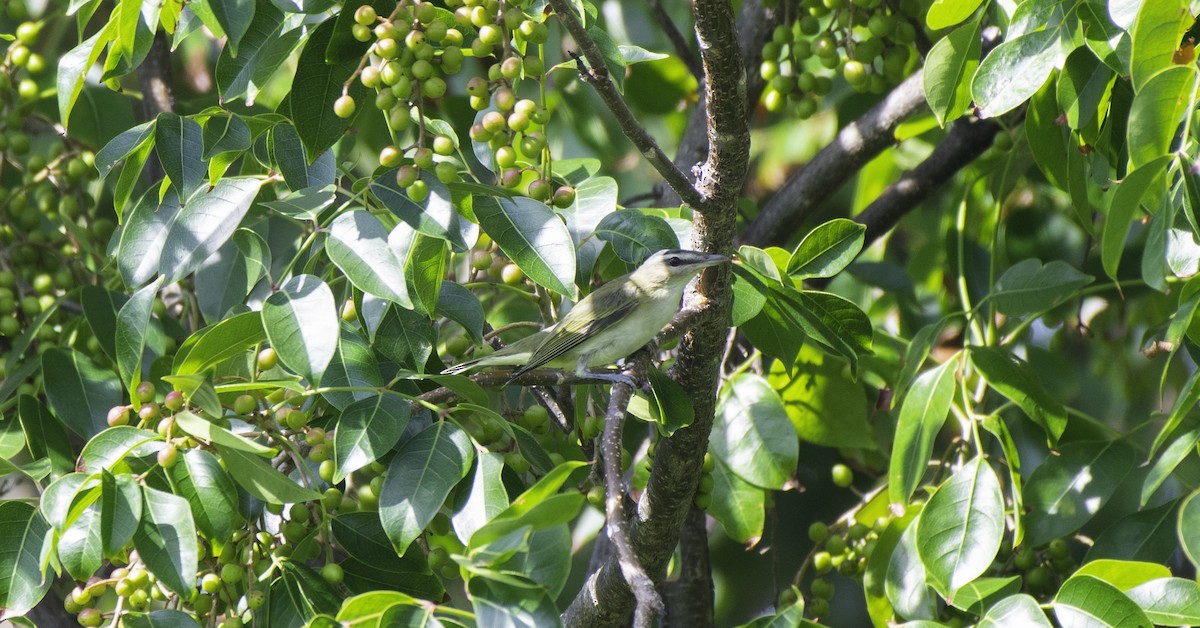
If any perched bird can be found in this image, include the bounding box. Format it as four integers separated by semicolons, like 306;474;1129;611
443;249;729;384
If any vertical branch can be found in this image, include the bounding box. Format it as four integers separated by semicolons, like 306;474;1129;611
663;507;715;628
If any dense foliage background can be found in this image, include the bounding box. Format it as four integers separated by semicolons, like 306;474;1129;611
2;0;1200;625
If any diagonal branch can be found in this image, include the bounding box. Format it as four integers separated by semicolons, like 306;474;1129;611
643;0;702;79
547;0;707;211
740;69;929;247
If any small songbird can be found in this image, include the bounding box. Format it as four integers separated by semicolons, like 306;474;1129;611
443;249;729;384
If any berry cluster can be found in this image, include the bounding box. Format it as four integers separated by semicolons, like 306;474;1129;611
759;0;921;116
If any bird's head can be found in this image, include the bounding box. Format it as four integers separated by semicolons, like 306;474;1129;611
632;249;730;290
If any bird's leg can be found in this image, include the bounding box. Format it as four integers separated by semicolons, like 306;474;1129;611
575;355;636;388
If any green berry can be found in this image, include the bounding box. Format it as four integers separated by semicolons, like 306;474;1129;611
831;463;853;488
333;95;356;118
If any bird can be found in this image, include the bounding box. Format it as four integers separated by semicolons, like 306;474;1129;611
442;249;729;384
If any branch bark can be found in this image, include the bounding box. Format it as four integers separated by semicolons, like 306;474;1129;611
662;507;714;628
562;0;750;623
740;69;929;247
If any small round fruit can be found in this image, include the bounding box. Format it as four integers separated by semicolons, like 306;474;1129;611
808;521;828;542
831;463;853;488
258;348;278;370
527;179;551;201
432;135;455;156
333;95;356;118
395;165;419;188
232;394;256;415
321;562;344;584
163;390;185;412
552;185;576;208
157;445;179;468
107;405;131;427
495;145;517;168
201;572;222;593
500;263;524;284
407;180;430;202
354;5;376;25
135;381;156;403
138;403;161;422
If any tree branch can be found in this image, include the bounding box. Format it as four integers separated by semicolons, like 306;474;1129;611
562;0;750;622
662;507;714;628
854;116;1001;249
599;358;662;628
547;0;708;211
740;69;929;247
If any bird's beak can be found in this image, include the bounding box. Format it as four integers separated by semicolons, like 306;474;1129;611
697;253;731;269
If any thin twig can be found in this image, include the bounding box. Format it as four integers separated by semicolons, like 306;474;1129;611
546;0;708;211
600;356;662;628
643;0;702;79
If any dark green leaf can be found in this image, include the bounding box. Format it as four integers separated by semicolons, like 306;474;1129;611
166;449;239;542
885;521;937;621
436;281;485;344
125;610;203;628
216;4;293;102
708;456;765;544
101;470;142;556
117;189;182;288
18;395;73;477
1125;577;1200;626
972;28;1067;118
270;123;335;191
787;219;866;280
379;421;474;555
325;210;413;308
289;19;370;161
452;451;509;542
643;364;695;436
371;168;466;251
320;325;383;410
1054;575;1152;628
969;346;1068;443
1024;440;1136;546
173;311;265;376
42;347;123;438
134;486;198;597
160;177;262;284
331;512;444;599
209;0;255;55
154;112;205;199
712;373;797;489
374;305;436;372
1128;66;1198;169
262;274;338;385
924;20;982;126
116;277;163;390
79;426;161;473
977;594;1053;627
594;210;679;266
201;112;252;159
174;410;275;456
889;356;959;506
332;394;411;483
991;259;1094;317
916;456;1004;596
0;501;52;617
216;443;322;504
1129;0;1192;91
58;504;103;581
473;195;577;297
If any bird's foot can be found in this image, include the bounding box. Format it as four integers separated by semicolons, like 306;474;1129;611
581;370;637;388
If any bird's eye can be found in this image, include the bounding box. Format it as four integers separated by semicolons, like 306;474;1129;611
668;256;681;267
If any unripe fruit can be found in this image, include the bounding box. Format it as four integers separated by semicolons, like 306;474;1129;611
354;5;376;25
435;161;458;183
832;463;853;488
808;521;828;542
321;562;344;584
139;403;161;422
220;563;243;585
813;551;833;573
413;147;435;169
408;180;430;202
164;390;184;412
501;264;524;284
258;347;278;370
527;179;551;201
482;111;506;133
552;185;576;208
432;135;455;156
201;573;222;593
78;608;103;627
108;405;131;427
395;165;419;188
495;145;517;168
333;95;356;118
158;445;179;468
135;381;156;403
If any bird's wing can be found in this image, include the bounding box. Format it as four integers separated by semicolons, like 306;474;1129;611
509;285;638;378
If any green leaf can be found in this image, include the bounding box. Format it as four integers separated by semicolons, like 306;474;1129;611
201;112;252;160
117;189;181;288
769;346;873;449
320;325;383;410
334;591;423;625
270;123;335;191
42;347;123;438
977;594;1054;627
468;575;562;628
371;168;467;251
587;24;627;93
1075;559;1171;590
215;442;322;504
1142;425;1200;505
332;395;411;483
1088;496;1180;565
262;184;336;221
1152;368;1200;457
174;410;276;456
58;25;112;127
18;395;74;478
268;559;342;626
972;28;1066;118
374;305;437;372
470;461;589;547
1024;440;1136;547
642;364;695;436
216;4;294;103
134;486;198;597
166;448;239;542
1054;575;1152;628
916;456;1004;596
452;451;510;542
785;289;873;374
730;263;768;327
991;259;1094;317
740;289;806;368
289;19;370;161
712;373;798;489
505;525;571;600
1178;488;1200;569
41;473;99;532
1129;0;1192;92
116;277;164;391
594;210;679;266
96;119;155;180
949;576;1022;615
1127;66;1198;169
81;286;125;363
331;513;444;599
262;274;338;385
926;0;983;29
209;0;255;55
787;218;866;280
79;426;161;472
160;177;263;284
0;501;52;617
325;210;413;308
100;470;142;556
154;112;205;199
921;19;979;126
437;281;485;344
58;504;102;581
379;421;474;555
889;355;959;506
1058;48;1116;132
1125;577;1200;626
125;610;203;628
886;520;937;621
557;176;616;285
1101;154;1169;280
708;456;766;544
968;346;1067;443
173;311;265;376
473;195;577;297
